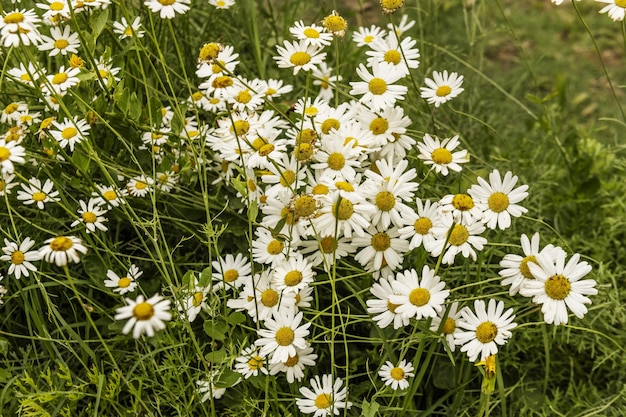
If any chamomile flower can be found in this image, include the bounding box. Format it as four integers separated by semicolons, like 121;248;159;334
126;175;154;197
314;182;376;238
104;264;142;295
352;25;384;47
297;374;352;416
144;0;191;19
349;61;408;112
49;117;90;152
499;233;565;296
197;371;241;401
196;44;240;79
380;0;405;14
36;0;71;21
0;172;18;196
17;177;60;210
430;214;487;265
597;0;626;21
256;309;311;363
379;360;414;391
38;26;80;56
259;78;293;100
454;299;517;362
211;253;252;291
112;16;144;39
398;198;441;252
299;234;354;273
438;192;483;224
0;139;26;174
1;9;42;47
468;169;529;230
209;0;236;8
521;251;596;325
272;253;315;293
290;20;333;47
114;293;172;338
321;10;348;37
261;153;308;197
2;101;28;124
234;346;269;379
39;235;87;267
420;70;464;108
430;301;465;352
1;237;40;279
311;136;362;182
417;134;469;176
357;105;412;153
70;198;108;233
366;33;420;76
274;39;327;75
389;266;449;320
155;171;178;193
387;14;415;36
44;66;80;93
367;275;410;329
251;227;289;267
7;62;43;86
312;63;343;102
91;183;127;208
269;344;318;383
178;278;211;322
353;225;408;272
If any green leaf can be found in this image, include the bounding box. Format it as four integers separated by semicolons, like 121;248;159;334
199;267;212;287
91;8;109;41
215;369;241;388
0;368;11;383
0;337;9;355
71;150;90;174
226;311;246;326
129;93;142;121
204;347;226;363
203;320;228;341
248;200;258;222
361;399;379;417
116;88;130;114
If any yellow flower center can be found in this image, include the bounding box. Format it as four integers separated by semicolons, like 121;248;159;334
199;42;221;62
236;90;252;104
312;184;329;195
0;147;10;162
54;39;69;49
616;0;626;7
52;73;68;85
413;217;432;235
258;143;275;156
247;178;256;192
544;274;571;300
476;321;498;344
232;120;250;136
363;35;374;43
50;2;65;10
279;170;296;187
191;91;204;101
431;147;453;164
265;87;277;96
371;232;391;251
442;317;456;334
324;15;347;33
384;50;402;65
335;181;354;192
32;192;47;202
315;393;332;409
261;289;279;307
298;128;318;144
519;255;537;279
267;239;284;255
275;327;295;346
3;12;24;24
296;143;313;161
212;75;233;89
124;27;133;36
11;250;25;265
327;152;346;170
333;199;354;220
436;85;452;97
192;291;204;307
488;192;509;213
247;356;264;370
321;118;340;134
61;127;78;139
118;277;132;288
223;269;239;283
370;117;389;135
387;301;401;313
290;51;311;66
50;236;73;251
20;73;32;82
102;190;117;201
133;301;155;321
303;28;320;38
294;195;317;218
319;236;337;253
375;191;395;212
158;0;176;5
284;270;303;287
390;366;405;380
448;224;469;246
4;103;18;114
452;193;474;211
285;354;299;367
82;211;97;223
369;78;387;95
409;288;430;307
135;181;147;190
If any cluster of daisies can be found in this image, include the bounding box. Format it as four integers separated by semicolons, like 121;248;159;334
552;0;626;22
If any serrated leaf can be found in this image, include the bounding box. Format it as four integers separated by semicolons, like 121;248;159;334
361;399;379;417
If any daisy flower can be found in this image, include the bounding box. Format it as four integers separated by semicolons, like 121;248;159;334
454;299;517;362
499;233;565;296
197;371;241;401
438;192;483;224
468;169;529;230
357;105;412;154
1;9;42;47
367;275;410;329
234;345;269;379
379;360;414;391
420;70;464;108
211;253;252;291
269;344;318;383
71;198;108;233
0;172;18;196
2;101;28;124
144;0;191;19
104;264;142;295
312;62;343;102
155;171;178;193
387;15;415;36
366;33;420;76
389;266;450;320
381;0;405;14
352;24;385;47
597;0;626;21
38;26;80;56
272;253;315;294
7;62;43;86
353;225;409;272
0;139;26;174
430;215;487;265
91;183;127;208
398;198;441;252
430;302;465;352
39;235;88;267
178;277;211;322
0;237;41;279
126;175;154;197
321;10;348;37
251;227;289;267
311;136;362;182
299;234;355;273
274;40;327;75
255;309;311;363
314;182;376;238
417;134;469;176
44;66;81;93
290;20;333;47
17;178;60;210
37;0;71;21
349;61;408;112
49;117;91;152
259;78;293;101
209;0;236;8
114;293;172;338
297;374;352;416
112;16;144;39
521;251;596;325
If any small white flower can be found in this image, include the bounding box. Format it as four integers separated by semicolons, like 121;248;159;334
389;266;450;320
114;293;172;338
104;264;142;295
274;39;327;75
144;0;191;19
420;70;464;107
349;61;408;111
417;133;469;176
297;374;352;417
255;309;311;364
379;359;415;390
0;237;41;279
39;236;88;267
